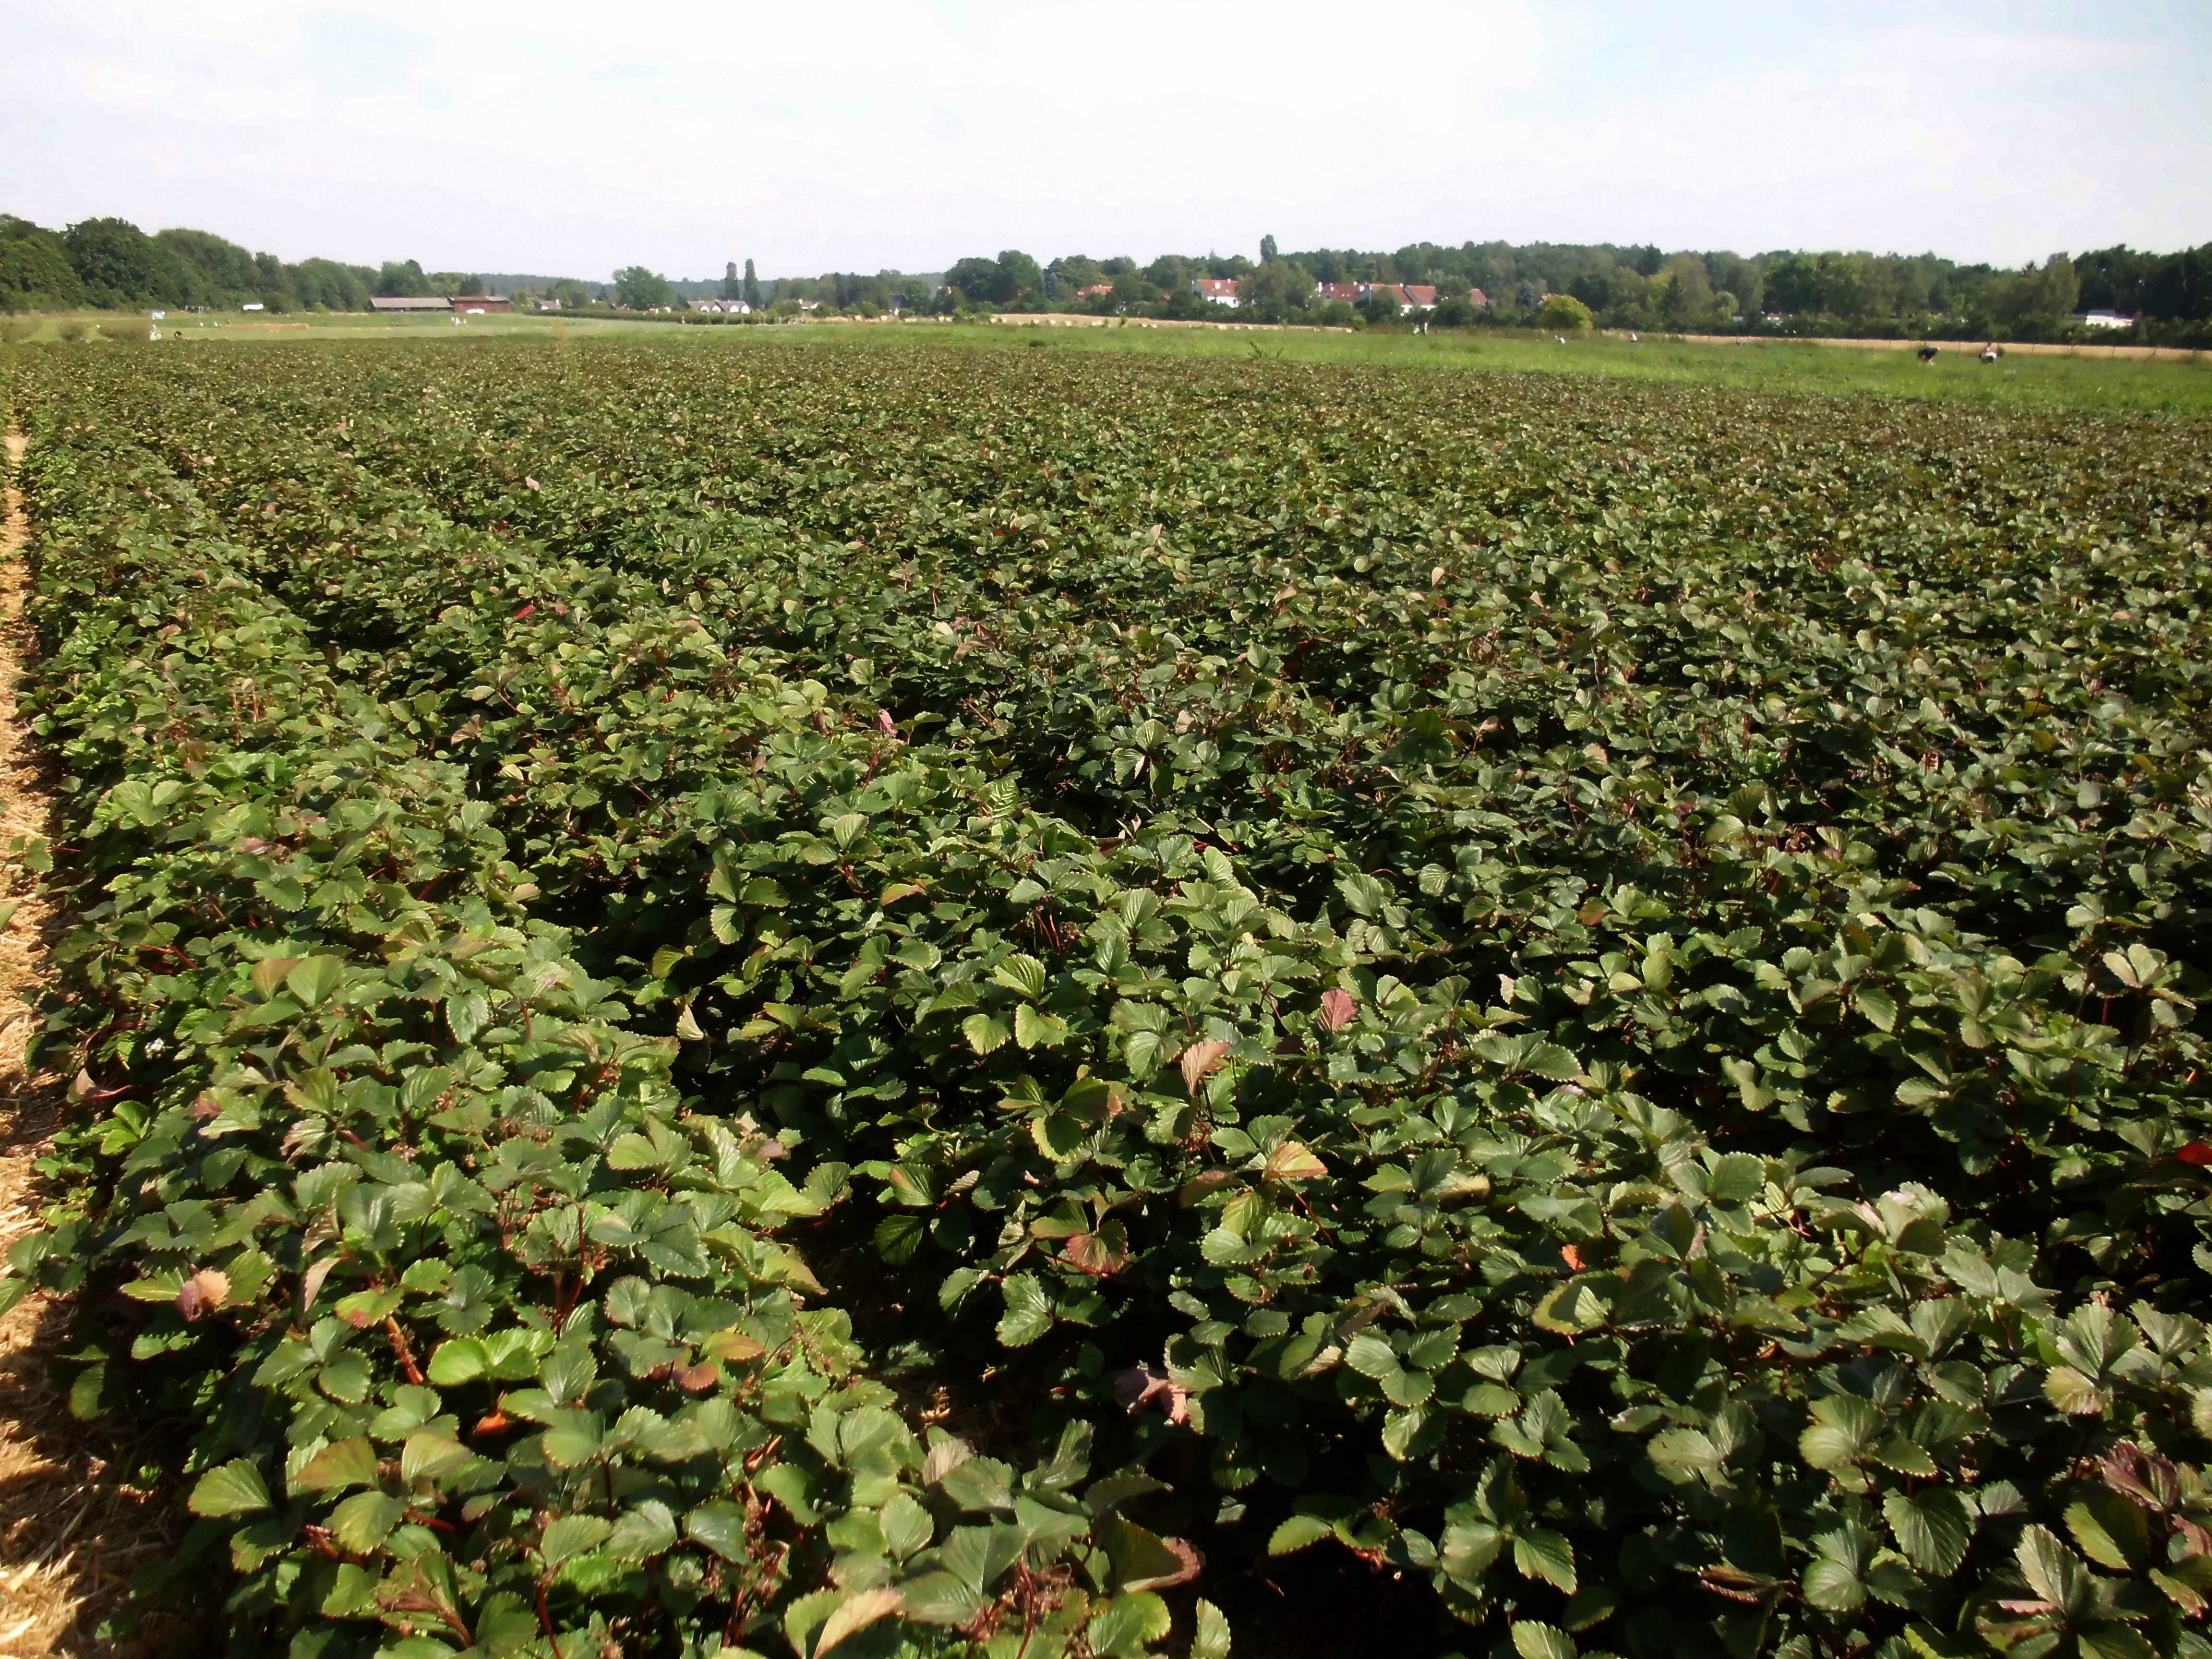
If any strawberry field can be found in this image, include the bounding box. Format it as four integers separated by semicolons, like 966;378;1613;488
3;335;2212;1659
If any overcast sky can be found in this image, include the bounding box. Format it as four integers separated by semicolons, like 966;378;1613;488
3;1;2205;280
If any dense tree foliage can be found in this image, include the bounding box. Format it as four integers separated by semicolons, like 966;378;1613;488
938;237;2211;342
0;213;380;313
4;335;2212;1658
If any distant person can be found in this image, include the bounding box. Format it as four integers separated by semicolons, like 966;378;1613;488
1980;342;2000;363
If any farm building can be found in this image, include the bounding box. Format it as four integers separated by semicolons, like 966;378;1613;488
454;296;511;314
1193;278;1241;307
370;296;453;313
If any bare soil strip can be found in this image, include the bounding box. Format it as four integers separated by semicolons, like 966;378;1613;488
0;430;167;1656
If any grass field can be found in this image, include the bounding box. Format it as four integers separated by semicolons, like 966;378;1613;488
10;307;2212;413
2;332;2211;1657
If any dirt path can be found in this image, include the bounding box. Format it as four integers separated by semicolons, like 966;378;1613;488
0;429;165;1655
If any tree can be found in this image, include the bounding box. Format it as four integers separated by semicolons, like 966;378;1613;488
1538;293;1595;332
0;216;84;311
551;279;591;310
155;227;258;306
1654;255;1716;328
456;274;486;298
743;259;761;309
721;261;740;301
2140;243;2212;322
2030;253;2079;320
1760;253;1822;316
1144;254;1191;294
995;250;1041;304
944;257;1002;307
1238;259;1311;323
63;217;179;306
613;266;673;310
1260;234;1278;263
377;261;432;298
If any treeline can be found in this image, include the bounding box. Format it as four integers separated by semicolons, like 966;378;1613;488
0;214;541;315
7;207;2209;345
922;239;2212;343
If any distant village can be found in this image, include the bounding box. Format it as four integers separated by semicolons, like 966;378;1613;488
367;276;1491;318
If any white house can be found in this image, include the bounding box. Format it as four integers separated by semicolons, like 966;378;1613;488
2073;310;2136;329
1193;278;1240;308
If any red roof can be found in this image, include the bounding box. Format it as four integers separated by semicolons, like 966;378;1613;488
1317;283;1360;303
1194;278;1240;299
1401;285;1438;307
1076;284;1113;298
1468;288;1490;308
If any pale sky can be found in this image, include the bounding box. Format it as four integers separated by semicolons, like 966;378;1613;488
2;0;2205;281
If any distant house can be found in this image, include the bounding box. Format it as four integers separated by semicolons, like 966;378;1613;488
454;296;512;314
1194;278;1240;308
1399;285;1438;311
371;296;453;313
2073;310;2135;329
1467;288;1490;309
1315;283;1361;305
691;297;751;313
1076;284;1114;300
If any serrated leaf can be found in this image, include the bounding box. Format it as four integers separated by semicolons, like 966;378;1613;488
540;1514;612;1567
996;1274;1053;1347
1269;1513;1337;1555
1180;1039;1231;1097
686;1500;749;1561
1514;1528;1577;1592
1513;1623;1578;1659
1263;1141;1326;1181
880;1491;933;1559
326;1490;405;1554
961;1013;1010;1055
1885;1488;1975;1575
2043;1365;2107;1415
293;1436;379;1494
1521;1041;1582;1082
1013;1002;1068;1049
813;1587;903;1658
1800;1394;1883;1470
189;1458;272;1517
2066;1490;2151;1572
606;1500;679;1563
